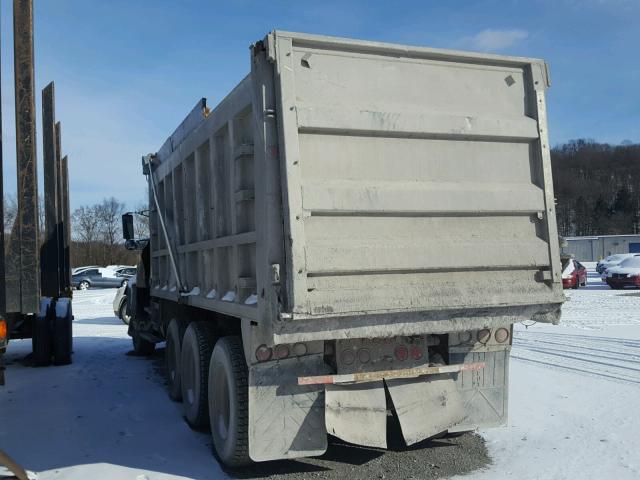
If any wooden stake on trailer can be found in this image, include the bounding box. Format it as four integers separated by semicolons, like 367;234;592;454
0;6;6;315
41;82;61;298
55;121;65;294
61;156;72;294
13;0;40;313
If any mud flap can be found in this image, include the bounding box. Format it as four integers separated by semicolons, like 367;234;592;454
248;354;330;461
386;374;464;445
325;380;387;448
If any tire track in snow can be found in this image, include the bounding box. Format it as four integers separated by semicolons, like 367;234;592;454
512;331;640;385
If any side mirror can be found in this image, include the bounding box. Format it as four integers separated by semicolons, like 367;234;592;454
122;213;134;240
124;239;138;251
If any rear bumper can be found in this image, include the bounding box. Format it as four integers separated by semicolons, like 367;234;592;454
275;302;562;343
562;277;576;288
606;277;640;288
298;361;486;385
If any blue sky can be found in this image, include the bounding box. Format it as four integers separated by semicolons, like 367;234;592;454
1;0;639;209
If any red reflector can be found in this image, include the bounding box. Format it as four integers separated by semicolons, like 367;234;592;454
410;345;423;360
394;345;408;361
0;319;7;341
255;345;272;362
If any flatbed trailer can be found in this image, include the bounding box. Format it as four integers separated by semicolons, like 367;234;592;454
1;0;73;385
123;31;564;466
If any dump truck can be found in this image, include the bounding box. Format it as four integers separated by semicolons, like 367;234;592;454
1;0;73;385
122;31;564;466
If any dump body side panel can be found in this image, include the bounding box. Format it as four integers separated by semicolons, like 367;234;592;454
270;31;563;338
148;76;284;325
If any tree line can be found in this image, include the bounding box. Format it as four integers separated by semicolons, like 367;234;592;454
3;195;148;268
4;138;639;267
552;139;640;237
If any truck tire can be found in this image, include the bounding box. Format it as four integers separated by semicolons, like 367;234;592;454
132;331;155;356
180;321;216;429
166;319;185;401
208;336;250;467
33;299;53;366
53;299;73;365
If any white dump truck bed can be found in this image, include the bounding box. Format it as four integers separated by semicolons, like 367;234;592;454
147;31;564;343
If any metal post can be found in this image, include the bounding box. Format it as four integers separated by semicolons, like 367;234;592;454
13;0;40;313
55;122;65;292
61;156;71;294
41;82;60;298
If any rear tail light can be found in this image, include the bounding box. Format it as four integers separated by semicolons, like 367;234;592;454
394;345;408;361
478;329;491;344
495;328;509;343
274;344;290;359
255;344;272;362
410;345;423;360
293;342;307;356
0;319;6;341
357;348;371;363
341;349;355;365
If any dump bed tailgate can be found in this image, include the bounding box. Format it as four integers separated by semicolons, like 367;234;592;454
270;32;563;340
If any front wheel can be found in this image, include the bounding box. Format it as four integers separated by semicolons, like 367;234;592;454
208;336;250;467
119;301;131;325
78;281;90;290
132;332;155;356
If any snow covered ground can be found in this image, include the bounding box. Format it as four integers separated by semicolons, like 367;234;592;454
2;267;640;479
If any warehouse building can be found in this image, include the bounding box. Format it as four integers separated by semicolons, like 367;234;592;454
561;234;640;261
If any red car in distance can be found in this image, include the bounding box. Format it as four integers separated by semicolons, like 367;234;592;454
561;257;587;289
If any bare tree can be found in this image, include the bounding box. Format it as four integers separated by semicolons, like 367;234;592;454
133;200;150;238
72;205;100;243
96;197;125;247
3;194;18;234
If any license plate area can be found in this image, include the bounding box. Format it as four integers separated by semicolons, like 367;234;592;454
336;335;429;374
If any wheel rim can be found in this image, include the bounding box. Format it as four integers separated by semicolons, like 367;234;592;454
183;344;196;407
80;282;89;290
213;361;231;441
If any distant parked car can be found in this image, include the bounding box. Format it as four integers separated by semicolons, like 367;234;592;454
604;256;640;289
114;266;136;278
113;283;130;324
561;257;587;289
71;265;101;275
72;268;129;290
596;254;639;274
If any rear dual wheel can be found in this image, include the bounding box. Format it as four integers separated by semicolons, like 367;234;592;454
175;325;250;466
208;336;250;467
180;322;217;428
